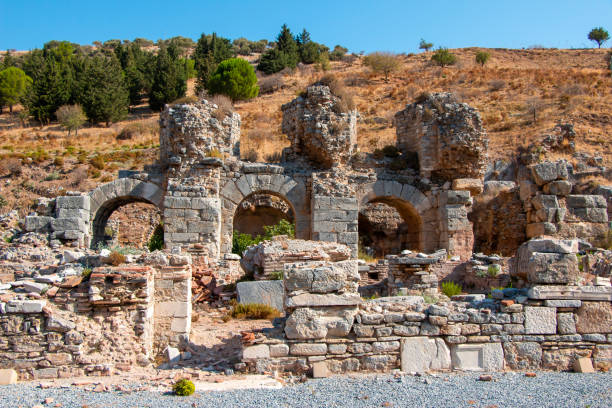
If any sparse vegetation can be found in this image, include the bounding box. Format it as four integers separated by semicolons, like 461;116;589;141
441;281;462;297
588;27;609;48
232;219;295;256
227;302;281;320
363;52;401;81
431;48;457;67
475;51;491;67
419;39;433;52
108;251;126;266
172;379;195;396
147;223;164;251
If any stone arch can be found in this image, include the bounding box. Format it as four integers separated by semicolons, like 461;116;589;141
88;178;164;248
219;173;309;254
356;180;438;253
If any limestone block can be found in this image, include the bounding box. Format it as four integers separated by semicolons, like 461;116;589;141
445;190;471;205
22;281;48;294
525;238;578;254
242;344;270;361
170;317;190;333
526;222;557;238
575;302;612;334
557;313;576;334
566;195;607;209
544;300;581;308
237;280;284;312
527;252;578;284
327;344;347;354
24;216;54;232
56;195;90;210
542;180;572;196
46;315;76;333
531;194;559;210
56;208;89;219
155;301;190;318
573;357;595;373
400;337;451;372
270;344;289;357
289;343;327;356
503;342;542;370
312;361;329;378
568;208;608;223
525;306;557;334
530;161;568;186
0;369;18;385
165;346;180;364
528;285;612;301
451;343;504;371
5;300;46;313
452;179;483;195
285;293;361;308
285;308;327;339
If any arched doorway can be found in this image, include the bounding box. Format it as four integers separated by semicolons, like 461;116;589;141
358;197;422;257
233;193;295;237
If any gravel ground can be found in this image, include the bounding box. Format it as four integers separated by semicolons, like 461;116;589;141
3;371;611;408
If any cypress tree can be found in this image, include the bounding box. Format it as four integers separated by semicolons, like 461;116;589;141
149;46;187;111
193;33;234;95
257;25;300;74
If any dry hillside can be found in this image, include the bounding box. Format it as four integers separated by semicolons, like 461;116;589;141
0;47;610;216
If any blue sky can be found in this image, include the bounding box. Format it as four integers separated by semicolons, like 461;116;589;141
1;1;610;52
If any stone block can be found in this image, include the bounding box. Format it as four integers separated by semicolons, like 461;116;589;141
327;344;347;354
400;337;451;372
527;252;578;284
542;180;572;196
46;315;76;333
285;293;361;308
290;343;327;356
532;194;559;210
525;238;578;254
530;161;568;186
5;300;46;313
22;281;48;294
557;313;576;334
0;369;18;385
50;217;87;233
575;302;612;334
24;216;54;232
568;208;608;223
526;222;557;238
156;301;190;318
566;195;607;209
170;317;190;333
242;344;270;362
165;346;180;364
237;280;283;312
573;357;595;373
525;306;556;334
269;344;289;357
528;286;612;301
312;361;329;378
56;195;90;210
56;208;89;219
544;300;581;308
451;343;504;371
285;308;327;340
503;342;542;370
452;179;483;195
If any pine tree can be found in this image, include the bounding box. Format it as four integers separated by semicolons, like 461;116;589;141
193;33;234;95
257;25;300;74
77;54;128;125
276;24;299;67
0;67;32;113
149;46;187;111
207;58;259;101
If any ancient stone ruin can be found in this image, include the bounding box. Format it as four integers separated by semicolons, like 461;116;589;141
6;88;611;380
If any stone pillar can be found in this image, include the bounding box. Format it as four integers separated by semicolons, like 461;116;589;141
438;190;474;260
52;194;91;247
311;195;358;258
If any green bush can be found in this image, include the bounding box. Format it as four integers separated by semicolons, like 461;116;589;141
228;303;281;320
431;48;457;67
173;379;195;396
269;271;284;280
475;51;490;67
148;223;164;251
441;281;462;297
207;58;259;101
232;219;296;257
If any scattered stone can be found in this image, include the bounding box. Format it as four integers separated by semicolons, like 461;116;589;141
0;369;17;385
478;374;492;381
573;357;595;373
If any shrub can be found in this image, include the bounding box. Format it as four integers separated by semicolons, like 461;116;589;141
389;157;408;171
56;104;86;136
227;303;281;320
90;155;105;170
210;94;233;121
588;27;610;48
53;156;64;167
82;267;92;281
5;158;22;176
269;271;284;280
475;51;490;67
262;219;295;239
243;149;259;162
419;39;433;52
207;58;259;101
382;145;399;158
431;48;457;67
108;251;126;266
363;51;401;81
148;224;164;251
489;80;506;92
487;264;501;277
372;149;384;160
441;281;462;297
173;379;195;396
44;172;60;181
232;219;296;256
206;149;223;159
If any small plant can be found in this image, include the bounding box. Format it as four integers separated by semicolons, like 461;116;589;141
389;157;408;171
206;149;223;159
0;195;7;208
227;303;281;320
108;251;126;266
265;152;282;163
173;379;195;396
44;172;60;181
82;267;92;281
53;156;64;167
431;48;457;67
441;281;462;297
243;149;259;162
372;149;385;160
90;155;105;170
475;51;491;67
148;223;164;251
269;270;284;280
487;264;501;277
419;39;433;52
423;294;438;304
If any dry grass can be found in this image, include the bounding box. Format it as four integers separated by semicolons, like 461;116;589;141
226;303;281;320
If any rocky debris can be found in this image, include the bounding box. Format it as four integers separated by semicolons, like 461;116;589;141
241;238;352;280
282;85;357;168
395;92;489;181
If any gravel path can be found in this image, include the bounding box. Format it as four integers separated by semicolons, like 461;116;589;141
3;371;611;408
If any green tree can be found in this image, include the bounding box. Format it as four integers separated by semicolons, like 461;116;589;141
149;46;187;111
207;58;259;101
193;33;235;95
1;51;17;69
296;29;321;64
56;104;86;136
329;45;348;61
419;39;433;52
431;47;457;67
363;51;401;81
475;51;491;67
0;67;32;113
77;55;128;125
257;24;299;74
588;27;610;48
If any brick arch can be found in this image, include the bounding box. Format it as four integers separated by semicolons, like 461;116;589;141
219;174;309;254
356;180;438;253
88;178;164;248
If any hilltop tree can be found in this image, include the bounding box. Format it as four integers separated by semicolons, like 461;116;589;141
588;27;610;48
329;45;348;61
2;51;17;69
363;52;400;81
475;51;491;67
149;46;187;111
257;24;299;74
207;58;259;101
77;54;128;125
431;48;457;67
193;33;235;95
297;29;320;64
0;67;32;113
56;104;86;136
419;39;433;52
